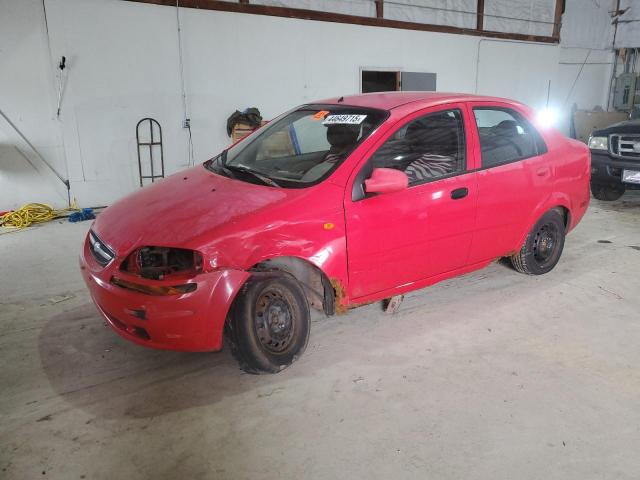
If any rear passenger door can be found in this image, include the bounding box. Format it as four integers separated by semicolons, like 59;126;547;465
466;103;551;264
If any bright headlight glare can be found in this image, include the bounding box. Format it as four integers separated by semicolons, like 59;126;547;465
588;136;608;150
536;107;560;126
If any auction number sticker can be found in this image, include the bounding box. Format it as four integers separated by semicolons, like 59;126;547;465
323;114;367;125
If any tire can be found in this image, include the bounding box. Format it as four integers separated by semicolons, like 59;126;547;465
226;273;310;374
591;183;625;201
510;209;566;275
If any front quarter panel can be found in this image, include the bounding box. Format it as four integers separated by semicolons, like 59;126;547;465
198;181;349;293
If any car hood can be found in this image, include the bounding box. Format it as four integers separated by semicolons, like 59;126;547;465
92;165;292;255
592;119;640;136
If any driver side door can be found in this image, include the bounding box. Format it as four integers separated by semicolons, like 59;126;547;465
344;104;478;300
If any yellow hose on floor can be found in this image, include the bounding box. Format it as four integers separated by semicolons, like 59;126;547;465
0;202;79;229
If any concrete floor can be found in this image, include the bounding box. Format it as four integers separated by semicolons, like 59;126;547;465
2;194;640;480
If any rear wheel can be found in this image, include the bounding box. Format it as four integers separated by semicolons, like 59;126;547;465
511;209;565;275
591;183;625;201
226;273;310;374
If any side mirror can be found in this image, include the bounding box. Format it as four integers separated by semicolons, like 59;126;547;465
364;168;409;194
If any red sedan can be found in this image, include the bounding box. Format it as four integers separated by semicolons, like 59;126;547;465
80;92;591;373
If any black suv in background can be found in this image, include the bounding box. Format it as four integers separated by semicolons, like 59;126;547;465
589;120;640;200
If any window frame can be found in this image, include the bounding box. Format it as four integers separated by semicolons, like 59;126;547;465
351;105;469;201
471;106;548;170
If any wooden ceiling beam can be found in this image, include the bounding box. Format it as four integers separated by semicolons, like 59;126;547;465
552;0;564;40
477;0;484;31
126;0;558;44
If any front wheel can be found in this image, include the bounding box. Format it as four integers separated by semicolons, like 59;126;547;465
226;274;310;374
510;209;566;275
591;183;625;201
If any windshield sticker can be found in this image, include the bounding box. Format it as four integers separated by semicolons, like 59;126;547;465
323;114;367;125
313;110;330;120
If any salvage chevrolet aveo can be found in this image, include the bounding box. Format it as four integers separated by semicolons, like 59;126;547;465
80;92;591;373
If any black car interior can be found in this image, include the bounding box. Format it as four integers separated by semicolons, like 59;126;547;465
477;119;537;167
370;110;465;184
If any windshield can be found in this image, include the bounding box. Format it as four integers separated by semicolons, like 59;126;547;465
205;105;388;188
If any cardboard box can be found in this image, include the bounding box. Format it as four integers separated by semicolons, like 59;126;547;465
573;111;628;144
231;122;255;143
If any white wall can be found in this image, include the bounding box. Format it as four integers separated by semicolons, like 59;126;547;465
179;5;484;166
0;0;70;208
561;0;614;50
476;39;560;109
557;47;613;110
0;0;613;209
553;0;616;131
558;0;615;110
616;0;640;48
43;0;187;207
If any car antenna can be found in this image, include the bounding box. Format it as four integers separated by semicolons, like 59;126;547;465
338;96;344;102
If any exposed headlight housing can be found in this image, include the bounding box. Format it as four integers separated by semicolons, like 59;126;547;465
588;136;608;151
121;246;203;280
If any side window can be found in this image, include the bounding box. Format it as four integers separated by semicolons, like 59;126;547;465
369;109;466;186
473;108;545;167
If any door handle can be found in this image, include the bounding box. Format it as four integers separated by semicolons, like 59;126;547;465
536;167;550;177
450;187;468;200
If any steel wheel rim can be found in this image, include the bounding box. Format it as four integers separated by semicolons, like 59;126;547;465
254;289;295;354
532;222;560;267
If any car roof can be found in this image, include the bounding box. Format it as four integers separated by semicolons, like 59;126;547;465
316;91;520;110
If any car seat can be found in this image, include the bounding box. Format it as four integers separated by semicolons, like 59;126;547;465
403;115;459;183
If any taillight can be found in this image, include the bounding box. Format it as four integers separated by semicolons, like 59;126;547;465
121;246;203;280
